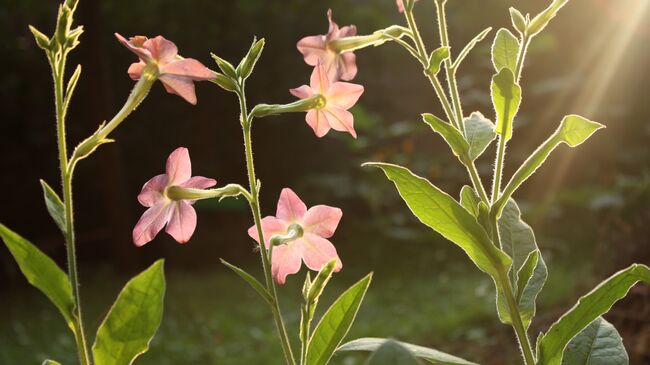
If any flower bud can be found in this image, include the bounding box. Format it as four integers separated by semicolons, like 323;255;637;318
55;5;73;46
210;53;238;80
212;73;237;92
306;259;337;304
251;95;325;118
328;25;410;53
237;38;265;80
65;26;84;50
28;25;51;51
527;0;568;37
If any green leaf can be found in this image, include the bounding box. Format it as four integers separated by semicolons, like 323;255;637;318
459;185;480;217
237;37;265;80
492;28;520;73
517;250;539;301
510;8;527;35
42;361;62;365
93;260;166;365
306;273;372;365
366;340;422;365
426;47;450;76
561;317;628;365
518;251;547;328
29;25;51;50
40;180;66;233
0;224;74;330
528;0;569;37
220;259;272;305
491;68;522;141
463;111;496;161
364;163;511;281
422;113;468;160
537;264;650;365
452;28;492;70
338;338;477;364
495;115;604;216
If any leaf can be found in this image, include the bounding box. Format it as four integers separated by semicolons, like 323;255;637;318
518;251;547;328
452;27;492;70
93;260;166;365
210;53;237;79
495;115;604;216
422;113;468;160
491;68;522;141
338;338;478;365
42;361;62;365
459;185;480;217
220;258;272;305
0;224;75;330
528;0;570;37
491;28;520;73
510;7;527;35
537;264;650;365
561;317;628;365
306;273;372;365
516;250;539;301
426;47;450;76
463;112;496;161
366;340;422;365
364;163;510;281
40;180;66;233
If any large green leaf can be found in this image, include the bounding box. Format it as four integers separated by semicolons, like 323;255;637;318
496;199;547;327
93;260;166;365
364;163;510;280
306;273;372;365
463;112;496;161
452;27;492;70
365;340;422;365
561;317;628;365
537;264;650;365
528;0;570;37
40;180;66;233
491;68;521;141
422;113;468;160
495;115;604;216
0;224;75;330
338;338;477;365
492;28;520;73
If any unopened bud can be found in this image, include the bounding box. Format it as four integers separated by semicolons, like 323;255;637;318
237;38;265;80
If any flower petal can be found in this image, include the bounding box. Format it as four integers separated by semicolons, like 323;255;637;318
323;106;357;138
289;85;314;100
325;9;340;41
310;64;330;95
143;35;178;64
161;58;215;80
297;35;327;66
337;52;358;81
298;233;342;272
165;201;197;243
180;176;217;189
137;174;168;207
306;109;331;138
127;62;146;80
158;74;198;105
115;33;152;62
276;188;308;222
166;147;192;185
271;243;303;285
248;216;289;248
327;81;364;110
302;205;342;238
133;202;173;246
338;25;357;38
396;0;406;13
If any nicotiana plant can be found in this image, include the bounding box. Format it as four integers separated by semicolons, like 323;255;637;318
2;0;648;364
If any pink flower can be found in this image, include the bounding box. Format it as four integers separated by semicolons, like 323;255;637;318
297;9;358;81
115;33;214;105
248;188;343;285
290;64;364;138
396;0;420;13
133;147;216;246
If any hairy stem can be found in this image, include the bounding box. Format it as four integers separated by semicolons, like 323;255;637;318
237;87;296;365
498;268;536;365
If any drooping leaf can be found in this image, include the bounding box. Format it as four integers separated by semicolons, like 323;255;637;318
452;27;492;70
491;68;522;141
463;112;496;161
422;113;468;160
459;185;480;217
364;163;511;280
495;115;604;216
0;224;75;331
40;179;66;233
561;317;628;365
220;258;272;305
528;0;570;37
93;260;166;365
366;340;422;365
426;47;450;76
338;338;478;365
491;28;520;73
306;273;372;365
537;264;650;365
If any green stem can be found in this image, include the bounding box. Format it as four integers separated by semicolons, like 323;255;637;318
50;51;91;365
497;268;536;365
300;304;311;365
491;135;507;204
237;87;297;365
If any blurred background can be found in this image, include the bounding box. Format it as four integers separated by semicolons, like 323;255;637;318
1;0;649;364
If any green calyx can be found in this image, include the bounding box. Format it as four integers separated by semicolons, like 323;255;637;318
270;224;304;247
251;94;325;118
165;184;250;202
328;25;411;53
